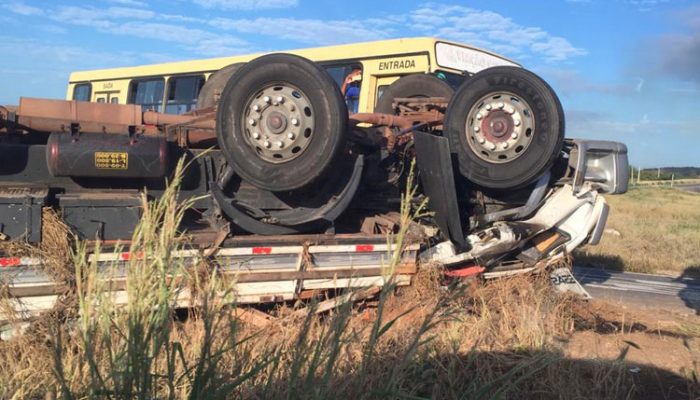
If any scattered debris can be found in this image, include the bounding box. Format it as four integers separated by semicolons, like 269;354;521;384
293;287;381;316
604;228;621;237
233;308;276;328
550;267;592;299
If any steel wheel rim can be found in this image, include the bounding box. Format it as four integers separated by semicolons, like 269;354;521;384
242;83;315;164
465;91;535;164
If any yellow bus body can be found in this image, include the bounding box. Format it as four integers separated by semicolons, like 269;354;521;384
67;37;518;114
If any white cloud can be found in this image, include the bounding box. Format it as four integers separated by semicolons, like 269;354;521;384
627;0;669;11
211;17;394;46
106;0;148;7
44;5;249;57
2;2;43;16
409;4;586;62
3;2;585;63
193;0;298;10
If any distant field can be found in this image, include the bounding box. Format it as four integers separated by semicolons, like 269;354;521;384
575;186;700;276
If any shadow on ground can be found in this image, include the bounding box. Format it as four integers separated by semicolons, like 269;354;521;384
679;266;700;315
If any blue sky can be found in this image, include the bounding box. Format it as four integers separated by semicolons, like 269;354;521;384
1;0;698;167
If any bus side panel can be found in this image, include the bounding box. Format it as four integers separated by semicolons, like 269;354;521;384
360;54;430;112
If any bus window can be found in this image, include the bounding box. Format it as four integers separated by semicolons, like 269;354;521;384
324;64;362;113
165;75;205;114
73;83;91;102
110;97;119;104
129;78;165;112
434;70;467;89
376;85;389;103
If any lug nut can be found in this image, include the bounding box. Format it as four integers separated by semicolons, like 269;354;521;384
276;96;284;104
476;113;483;120
507;106;515;115
474;126;480;133
276;141;284;148
291;118;299;126
289;105;295;112
514;119;521;127
253;132;260;139
287;132;295;139
253;104;260;112
263;96;271;103
489;143;497;150
263;140;271;148
498;102;505;109
511;132;518;139
502;142;509;149
485;104;492;111
248;119;256;126
478;137;485;144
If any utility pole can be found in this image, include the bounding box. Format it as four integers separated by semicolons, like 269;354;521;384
638;167;641;185
657;167;660;179
671;174;675;187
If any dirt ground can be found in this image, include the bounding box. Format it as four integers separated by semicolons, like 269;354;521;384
567;299;699;379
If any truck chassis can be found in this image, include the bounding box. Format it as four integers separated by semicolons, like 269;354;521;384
0;54;629;325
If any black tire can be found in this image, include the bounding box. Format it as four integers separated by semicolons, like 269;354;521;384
197;63;243;109
444;66;565;190
374;74;454;114
217;53;348;192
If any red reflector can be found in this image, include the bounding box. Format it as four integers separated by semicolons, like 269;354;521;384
355;245;374;252
252;247;272;255
120;252;144;261
0;257;21;268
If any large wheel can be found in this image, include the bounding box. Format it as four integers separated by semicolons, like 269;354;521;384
197;63;243;109
216;54;348;192
374;74;454;114
444;66;564;190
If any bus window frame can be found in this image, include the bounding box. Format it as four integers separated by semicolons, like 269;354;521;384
164;73;206;115
128;77;166;112
320;62;363;114
72;83;92;102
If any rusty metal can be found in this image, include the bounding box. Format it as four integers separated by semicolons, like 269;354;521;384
349;97;448;151
391;97;447;125
350;113;414;131
143;108;215;128
17;97;143;132
5;96;447;154
180;129;218;147
9;98;218;140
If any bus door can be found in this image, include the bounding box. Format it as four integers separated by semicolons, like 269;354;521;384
363;54;430;112
372;76;399;111
94;91;121;104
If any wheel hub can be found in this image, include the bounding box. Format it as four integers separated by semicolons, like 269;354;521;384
243;84;314;164
266;111;288;134
465;92;535;164
482;110;513;141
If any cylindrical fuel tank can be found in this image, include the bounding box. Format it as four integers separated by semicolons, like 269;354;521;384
46;132;169;178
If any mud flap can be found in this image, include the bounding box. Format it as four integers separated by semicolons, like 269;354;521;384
413;131;468;250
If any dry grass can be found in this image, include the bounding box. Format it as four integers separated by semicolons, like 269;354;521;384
576;186;700;276
0;164;697;399
3;268;696;399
